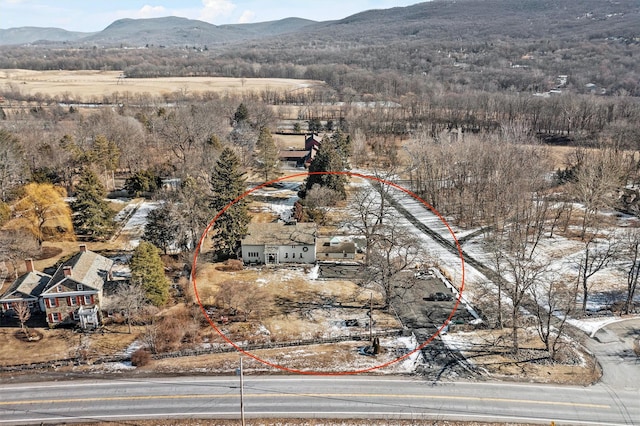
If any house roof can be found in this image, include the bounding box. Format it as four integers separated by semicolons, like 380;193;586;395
0;271;51;302
279;150;309;160
242;222;317;246
317;238;356;255
43;249;113;294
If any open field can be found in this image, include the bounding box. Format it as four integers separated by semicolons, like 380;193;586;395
0;69;322;102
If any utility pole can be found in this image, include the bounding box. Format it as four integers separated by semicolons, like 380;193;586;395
239;356;245;426
369;292;373;342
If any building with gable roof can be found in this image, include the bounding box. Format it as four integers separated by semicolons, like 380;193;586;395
40;245;113;328
0;259;50;315
241;222;317;265
0;245;114;329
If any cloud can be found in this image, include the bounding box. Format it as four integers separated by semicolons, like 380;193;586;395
238;10;255;24
136;5;168;19
198;0;236;22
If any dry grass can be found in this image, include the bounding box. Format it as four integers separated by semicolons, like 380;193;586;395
0;69;321;102
147;340;413;375
449;328;599;386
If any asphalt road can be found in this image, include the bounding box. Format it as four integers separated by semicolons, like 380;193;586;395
0;376;637;425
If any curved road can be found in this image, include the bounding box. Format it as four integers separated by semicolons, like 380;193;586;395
0;375;637;425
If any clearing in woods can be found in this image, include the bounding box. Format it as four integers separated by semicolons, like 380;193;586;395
0;69;322;101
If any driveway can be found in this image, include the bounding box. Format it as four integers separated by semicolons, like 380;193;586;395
587;318;640;391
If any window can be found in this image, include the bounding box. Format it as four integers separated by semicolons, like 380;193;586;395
292;253;296;258
77;284;83;291
302;246;309;252
50;312;62;323
285;253;288;258
68;296;77;306
84;295;92;305
72;311;79;321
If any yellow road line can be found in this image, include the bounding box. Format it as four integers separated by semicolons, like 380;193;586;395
0;393;610;409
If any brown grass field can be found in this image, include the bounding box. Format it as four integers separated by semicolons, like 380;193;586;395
0;69;322;102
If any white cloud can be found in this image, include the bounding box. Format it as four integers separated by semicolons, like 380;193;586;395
198;0;236;22
136;5;168;19
238;10;255;24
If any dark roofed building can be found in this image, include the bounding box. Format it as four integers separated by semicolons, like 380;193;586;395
40;244;113;329
0;259;50;315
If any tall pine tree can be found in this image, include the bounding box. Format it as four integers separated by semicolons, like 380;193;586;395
255;127;280;181
210;147;250;259
304;132;351;200
130;241;169;306
71;170;115;240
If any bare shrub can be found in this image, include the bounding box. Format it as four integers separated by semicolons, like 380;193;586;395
131;348;151;367
217;259;243;271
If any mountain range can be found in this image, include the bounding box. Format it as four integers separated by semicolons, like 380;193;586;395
1;0;638;47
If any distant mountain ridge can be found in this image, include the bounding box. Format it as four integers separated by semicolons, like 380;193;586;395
0;16;318;46
0;0;638;47
0;26;93;45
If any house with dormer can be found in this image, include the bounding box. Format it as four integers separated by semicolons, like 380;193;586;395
0;245;114;329
40;245;113;328
0;259;50;315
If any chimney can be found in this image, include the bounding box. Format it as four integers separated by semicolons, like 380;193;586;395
63;266;72;277
79;244;87;253
25;259;35;273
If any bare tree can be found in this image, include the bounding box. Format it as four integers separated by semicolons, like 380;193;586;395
363;220;427;310
620;228;640;314
106;281;149;334
570;146;632;240
576;236;618;314
304;184;341;225
529;275;575;360
216;280;272;321
12;301;31;339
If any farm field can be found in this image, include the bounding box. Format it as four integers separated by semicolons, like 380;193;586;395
0;69;322;102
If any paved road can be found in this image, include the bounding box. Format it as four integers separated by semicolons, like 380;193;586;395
0;376;637;425
587;318;640;391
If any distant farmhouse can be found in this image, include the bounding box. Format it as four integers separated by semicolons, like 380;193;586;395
241;222;317;265
279;133;323;168
0;245;114;329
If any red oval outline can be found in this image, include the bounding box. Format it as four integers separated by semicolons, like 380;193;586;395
191;171;465;375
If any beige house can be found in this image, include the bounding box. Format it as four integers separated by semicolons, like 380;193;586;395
317;236;357;260
241;222;317;265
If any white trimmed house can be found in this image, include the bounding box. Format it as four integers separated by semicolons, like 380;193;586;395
241;222;317;265
0;245;114;329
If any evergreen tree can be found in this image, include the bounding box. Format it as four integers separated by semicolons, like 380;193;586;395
210;147;250;259
255;127;280;181
124;169;161;197
71;170;115;239
304;132;351;199
143;203;178;254
130;241;169;306
233;103;249;124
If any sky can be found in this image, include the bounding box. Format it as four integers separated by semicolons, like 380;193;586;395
0;0;423;31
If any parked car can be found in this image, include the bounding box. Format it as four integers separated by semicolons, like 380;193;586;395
424;292;453;302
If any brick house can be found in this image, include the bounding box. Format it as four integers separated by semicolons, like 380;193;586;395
40;245;113;328
0;245;114;329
